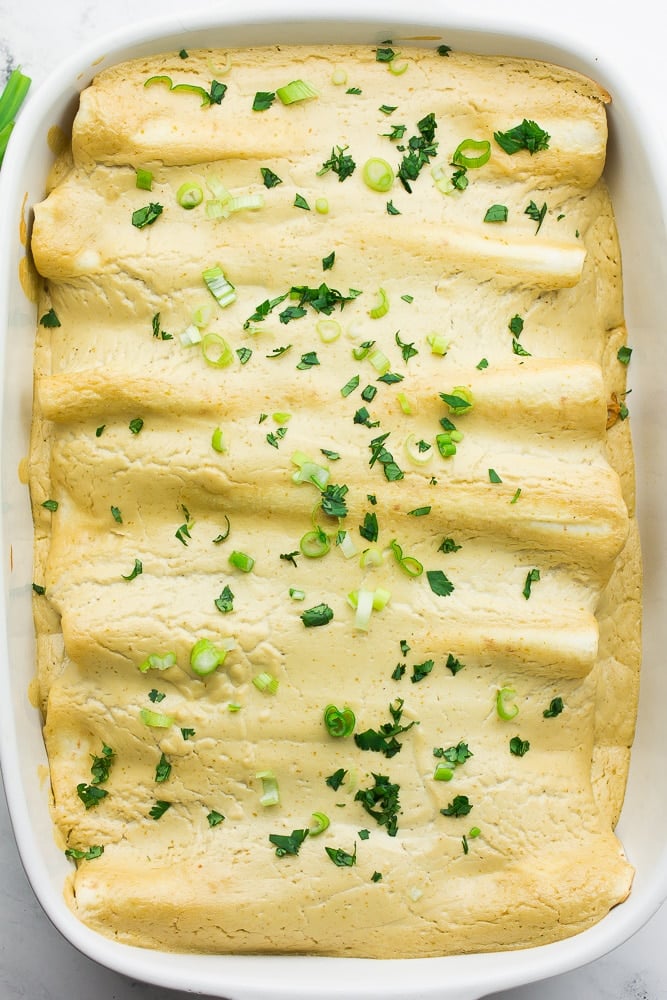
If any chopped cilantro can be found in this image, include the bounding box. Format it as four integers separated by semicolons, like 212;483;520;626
359;511;379;542
252;91;275;111
326;768;347;791
484;204;508;223
214;584;234;613
494;119;550;155
438;537;461;554
207;810;225;827
318;145;356;182
322;250;336;271
131;203;163;229
260;166;282;188
294;193;310;210
355;773;401;836
76;783;108;810
426;569;454;597
446;653;465;676
354;698;417;758
300;603;334;627
543;696;564;718
509;736;530;756
525;200;547;233
411;659;434;683
269;828;309;856
39;308;61;328
325;844;357;866
440;794;472;817
149;800;172;820
522;568;541;600
155;753;171;783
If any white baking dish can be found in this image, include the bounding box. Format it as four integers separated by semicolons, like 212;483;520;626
1;2;666;997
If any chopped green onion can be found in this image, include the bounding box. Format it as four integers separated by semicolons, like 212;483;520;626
352;587;375;631
140;707;175;728
252;672;279;694
176;181;203;208
211;427;225;452
179;324;201;348
397;392;412;415
362;157;394;192
202;265;236;307
426;333;450;356
201;332;234;368
289;587;306;601
315;197;329;214
388;59;409;76
434;763;454;781
404;434;432;465
190;637;227;677
256;770;280;806
324;704;356;737
309;811;330;835
227;192;264;213
496;686;519;721
452;138;491;169
331;68;348;86
228;550;254;573
337;530;358;559
144;74;212;106
389;539;423;577
276;79;318;104
436;432;457;458
300;528;331;559
138;652;177;673
369;288;389;320
0;68;31;166
135;168;153;190
317;318;341;342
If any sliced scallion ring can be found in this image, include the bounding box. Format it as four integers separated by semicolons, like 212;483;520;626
176;181;204;209
300;528;330;559
359;546;383;569
434;763;454;781
387;58;409;76
201;332;234;368
190;638;227;677
179;323;202;347
389;539;423;578
289;587;306;601
331;68;348;86
372;587;391;611
323;704;356;738
316;319;342;343
404;434;432;465
226;192;265;213
496;686;519;721
362;158;394;193
309;811;331;835
315;197;329;214
452;138;491;169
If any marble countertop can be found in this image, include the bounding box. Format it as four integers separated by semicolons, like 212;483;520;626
1;1;665;998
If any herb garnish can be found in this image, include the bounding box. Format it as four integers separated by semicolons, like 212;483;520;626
76;783;108;810
484;204;508;223
426;569;454;597
446;653;465;675
155;753;171;783
525;200;547;233
149;800;171;820
494;119;550;155
39;308;61;328
89;744;115;785
129;417;144;434
359;511;379;542
260;166;282;188
300;603;334;627
509;736;530;756
355;773;401;836
411;659;434;683
207;810;225;827
318;145;356;182
440;794;472;817
543;696;564;718
397;113;438;192
214;585;234;613
294;193;310;210
354;698;417;758
269;828;309;856
252;91;275;111
326;844;357;867
321;483;349;518
122;558;143;581
131;203;163;228
326;768;347;791
522;568;541;599
151;313;173;340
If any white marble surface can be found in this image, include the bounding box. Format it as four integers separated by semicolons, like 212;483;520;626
1;1;666;998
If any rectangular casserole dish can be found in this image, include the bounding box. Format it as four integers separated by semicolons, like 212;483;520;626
1;3;666;996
